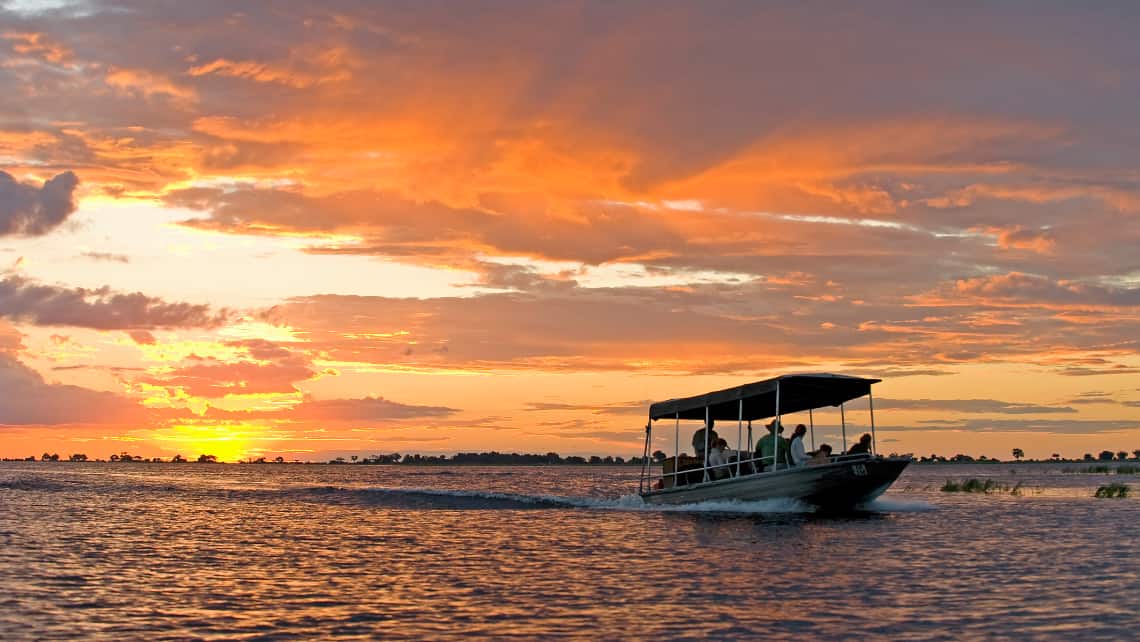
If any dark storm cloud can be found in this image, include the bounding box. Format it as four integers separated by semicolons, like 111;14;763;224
0;171;79;236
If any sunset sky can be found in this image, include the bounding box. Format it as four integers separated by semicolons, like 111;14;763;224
1;1;1138;462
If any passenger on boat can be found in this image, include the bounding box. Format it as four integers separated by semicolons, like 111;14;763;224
692;422;718;465
808;443;833;465
754;420;792;470
789;424;810;466
708;438;732;479
845;433;873;456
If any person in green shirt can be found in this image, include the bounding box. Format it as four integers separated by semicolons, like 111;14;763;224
754;420;792;471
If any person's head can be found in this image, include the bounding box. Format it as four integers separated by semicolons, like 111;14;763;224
859;433;872;445
794;424;807;438
716;438;728;449
819;444;833;455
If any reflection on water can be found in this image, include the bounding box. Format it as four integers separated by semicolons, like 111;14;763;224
1;462;1137;641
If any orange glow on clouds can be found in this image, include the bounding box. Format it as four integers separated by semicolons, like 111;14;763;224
1;4;1139;461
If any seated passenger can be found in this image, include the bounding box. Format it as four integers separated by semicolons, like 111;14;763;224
845;433;873;456
808;443;833;465
789;424;810;467
692;422;719;466
707;438;732;479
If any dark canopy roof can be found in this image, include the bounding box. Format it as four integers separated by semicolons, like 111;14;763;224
648;373;879;422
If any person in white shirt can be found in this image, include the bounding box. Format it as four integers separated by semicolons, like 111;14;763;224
789;424;810;466
707;438;732;479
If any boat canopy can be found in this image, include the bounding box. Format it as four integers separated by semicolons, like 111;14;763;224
648;373;879;422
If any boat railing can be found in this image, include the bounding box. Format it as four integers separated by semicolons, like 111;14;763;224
656;451;876;490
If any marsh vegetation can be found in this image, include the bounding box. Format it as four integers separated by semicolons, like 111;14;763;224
1093;483;1131;499
941;478;1026;495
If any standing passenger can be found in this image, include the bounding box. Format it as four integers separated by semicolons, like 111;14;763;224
755;420;791;470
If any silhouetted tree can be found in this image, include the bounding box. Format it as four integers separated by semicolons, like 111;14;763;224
1083;453;1095;461
69;453;87;462
1051;453;1061;461
110;454;120;462
172;454;186;463
41;452;51;461
197;454;217;463
1012;448;1024;461
1118;451;1129;461
1133;449;1140;460
1098;450;1115;461
652;450;666;463
274;456;285;463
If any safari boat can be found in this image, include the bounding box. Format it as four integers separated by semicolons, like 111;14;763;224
638;373;909;508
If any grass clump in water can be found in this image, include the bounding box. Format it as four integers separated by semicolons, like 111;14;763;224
1094;483;1131;498
941;478;1004;493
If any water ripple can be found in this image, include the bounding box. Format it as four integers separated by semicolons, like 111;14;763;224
1;462;1137;640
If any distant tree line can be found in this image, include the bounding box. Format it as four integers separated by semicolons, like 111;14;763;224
326;451;649;465
916;449;1140;464
1;452;230;463
9;448;1138;465
1;451;647;465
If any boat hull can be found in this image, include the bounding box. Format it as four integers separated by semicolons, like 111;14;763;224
640;456;910;509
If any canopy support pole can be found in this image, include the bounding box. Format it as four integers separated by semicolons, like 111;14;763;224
869;388;877;456
736;400;743;477
703;406;711;482
640;420;651;493
665;412;674;488
809;408;815;451
774;379;781;469
841;403;847;453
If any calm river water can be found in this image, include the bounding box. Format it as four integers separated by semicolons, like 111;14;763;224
2;461;1138;640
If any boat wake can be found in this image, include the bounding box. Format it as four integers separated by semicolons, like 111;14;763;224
310;486;818;513
858;497;936;512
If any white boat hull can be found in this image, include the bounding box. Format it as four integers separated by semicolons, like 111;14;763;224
640;456;910;509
